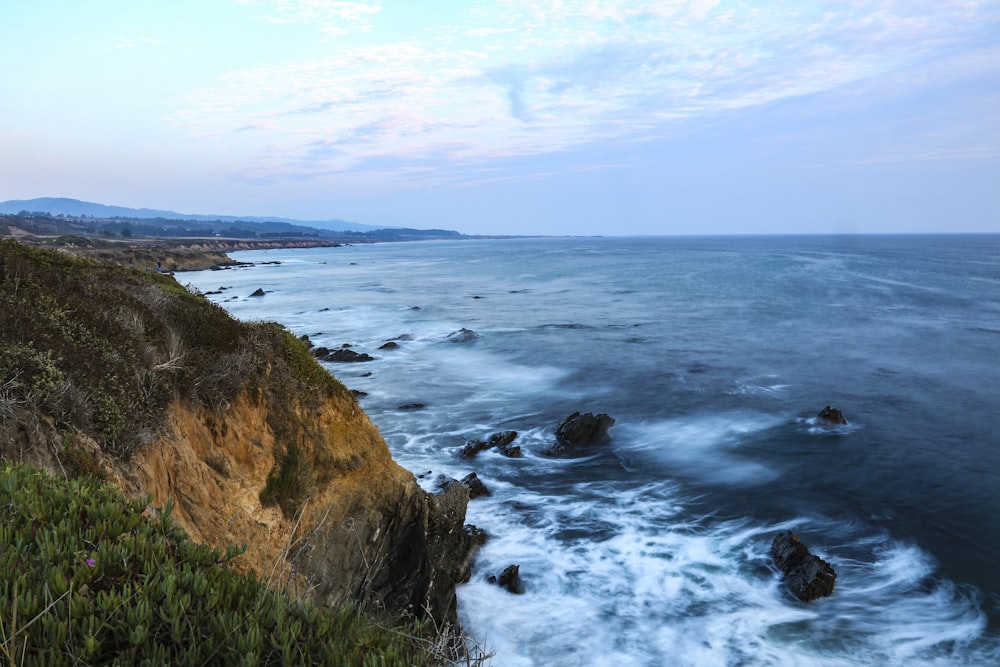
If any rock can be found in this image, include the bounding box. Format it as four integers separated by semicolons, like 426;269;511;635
460;431;519;458
312;346;330;358
397;403;426;411
817;405;848;425
460;439;491;458
350;389;368;398
488;564;524;594
379;341;400;350
446;328;479;343
498;442;521;457
545;412;615;455
249;288;265;297
460;472;490;499
298;334;313;349
770;531;836;602
466;524;488;546
326;349;374;362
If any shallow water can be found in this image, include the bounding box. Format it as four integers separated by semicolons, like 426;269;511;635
184;235;1000;665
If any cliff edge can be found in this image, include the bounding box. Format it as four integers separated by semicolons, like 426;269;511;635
0;239;472;626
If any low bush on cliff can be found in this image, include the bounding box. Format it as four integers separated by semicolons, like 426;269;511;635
0;463;447;666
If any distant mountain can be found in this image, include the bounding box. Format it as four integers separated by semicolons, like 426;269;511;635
0;197;378;233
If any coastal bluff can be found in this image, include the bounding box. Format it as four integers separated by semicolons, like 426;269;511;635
0;239;472;626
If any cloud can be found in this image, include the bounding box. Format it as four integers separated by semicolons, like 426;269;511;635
235;0;381;35
176;1;1000;184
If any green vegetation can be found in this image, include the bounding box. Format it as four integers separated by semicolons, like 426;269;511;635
0;463;447;666
0;239;345;460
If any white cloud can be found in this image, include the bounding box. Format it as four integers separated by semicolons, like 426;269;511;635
175;1;1000;183
235;0;381;33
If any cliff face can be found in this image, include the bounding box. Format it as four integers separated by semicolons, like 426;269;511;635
130;391;472;625
0;239;472;626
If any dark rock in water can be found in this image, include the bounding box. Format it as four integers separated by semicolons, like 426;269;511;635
817;405;848;425
770;531;836;601
498;441;521;457
379;341;400;350
466;524;488;546
249;288;266;297
312;346;330;358
326;349;374;362
460;430;519;458
398;403;426;411
299;334;313;349
446;327;479;343
360;371;372;377
546;412;616;455
488;564;524;594
350;389;368;398
460;439;491;458
460;472;490;499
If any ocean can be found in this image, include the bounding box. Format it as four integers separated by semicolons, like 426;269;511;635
183;235;1000;666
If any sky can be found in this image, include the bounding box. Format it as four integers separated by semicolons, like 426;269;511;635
1;1;998;235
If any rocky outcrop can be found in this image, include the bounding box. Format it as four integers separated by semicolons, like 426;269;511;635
817;405;848;425
313;347;375;362
130;388;474;627
488;564;524;594
770;531;836;601
460;430;519;458
0;240;473;628
545;412;616;456
460;472;490;499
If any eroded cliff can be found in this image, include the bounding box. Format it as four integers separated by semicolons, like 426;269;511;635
0;239;472;626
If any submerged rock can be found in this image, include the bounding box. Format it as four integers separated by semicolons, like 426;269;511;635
770;531;836;601
446;328;479;343
249;287;266;297
817;405;848;425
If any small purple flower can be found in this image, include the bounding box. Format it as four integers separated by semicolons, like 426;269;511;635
86;558;96;567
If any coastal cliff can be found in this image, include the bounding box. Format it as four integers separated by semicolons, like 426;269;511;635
0;239;471;626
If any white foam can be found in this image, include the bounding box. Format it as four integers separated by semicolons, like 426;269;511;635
615;413;784;484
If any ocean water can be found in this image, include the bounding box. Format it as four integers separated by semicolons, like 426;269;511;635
183;235;1000;666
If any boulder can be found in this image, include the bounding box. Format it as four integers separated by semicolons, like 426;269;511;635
249;288;265;297
460;472;490;499
379;341;400;350
545;412;615;455
770;531;836;601
817;406;848;425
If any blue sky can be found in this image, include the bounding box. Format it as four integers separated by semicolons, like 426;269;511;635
1;1;997;235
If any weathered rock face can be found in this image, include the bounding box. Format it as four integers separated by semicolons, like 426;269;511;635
770;531;836;602
127;388;473;626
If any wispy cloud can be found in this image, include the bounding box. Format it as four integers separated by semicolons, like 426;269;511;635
234;0;380;35
174;1;1000;183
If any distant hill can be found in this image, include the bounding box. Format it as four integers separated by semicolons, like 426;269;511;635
0;197;378;233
